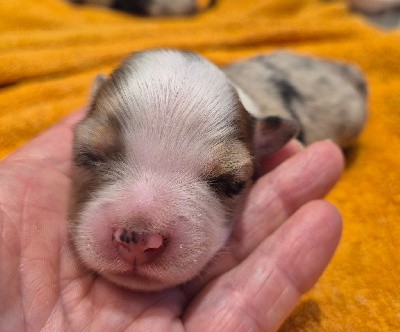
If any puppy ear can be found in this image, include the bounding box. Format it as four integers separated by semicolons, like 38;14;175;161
234;94;299;173
253;115;300;157
232;83;299;158
90;74;108;100
87;74;108;116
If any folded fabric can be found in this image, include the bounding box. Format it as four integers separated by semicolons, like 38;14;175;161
1;0;399;330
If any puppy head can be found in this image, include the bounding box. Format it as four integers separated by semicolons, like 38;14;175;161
69;50;297;291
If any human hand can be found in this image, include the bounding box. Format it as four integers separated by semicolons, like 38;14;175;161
0;111;343;331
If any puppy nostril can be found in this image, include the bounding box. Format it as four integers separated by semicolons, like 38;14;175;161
112;228;165;265
118;229;129;243
131;231;138;244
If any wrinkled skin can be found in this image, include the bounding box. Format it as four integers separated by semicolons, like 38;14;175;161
0;110;343;331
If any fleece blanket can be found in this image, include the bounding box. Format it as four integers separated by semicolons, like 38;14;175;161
1;0;399;330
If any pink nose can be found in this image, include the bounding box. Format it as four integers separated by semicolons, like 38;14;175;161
112;228;164;265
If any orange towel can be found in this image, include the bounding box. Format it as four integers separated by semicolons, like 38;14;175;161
1;0;399;330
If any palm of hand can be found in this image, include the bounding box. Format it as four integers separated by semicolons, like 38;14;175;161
0;112;343;331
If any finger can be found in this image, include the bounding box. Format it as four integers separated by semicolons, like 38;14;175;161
183;200;342;331
4;109;85;175
0;158;72;329
232;140;344;261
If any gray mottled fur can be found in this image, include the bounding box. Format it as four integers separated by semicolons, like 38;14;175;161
223;51;368;148
70;0;216;16
348;0;400;13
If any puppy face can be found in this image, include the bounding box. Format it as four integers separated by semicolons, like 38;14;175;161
69;50;297;291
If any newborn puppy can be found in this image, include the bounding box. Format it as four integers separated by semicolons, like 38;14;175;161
69;49;298;291
70;0;217;16
223;52;368;148
347;0;400;13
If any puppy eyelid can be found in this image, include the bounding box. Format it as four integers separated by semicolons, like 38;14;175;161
75;151;105;168
207;174;246;198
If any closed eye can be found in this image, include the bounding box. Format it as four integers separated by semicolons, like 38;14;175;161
74;150;105;168
207;174;246;198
